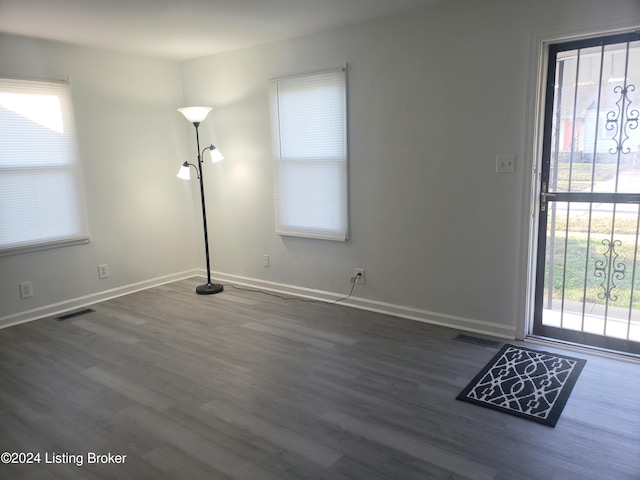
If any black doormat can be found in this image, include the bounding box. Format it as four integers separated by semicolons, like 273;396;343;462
456;344;586;427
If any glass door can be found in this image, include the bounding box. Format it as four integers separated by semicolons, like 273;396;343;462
534;32;640;354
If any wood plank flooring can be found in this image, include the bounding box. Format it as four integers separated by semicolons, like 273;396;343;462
0;279;639;479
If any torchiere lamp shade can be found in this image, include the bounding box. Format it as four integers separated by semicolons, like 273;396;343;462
178;106;212;123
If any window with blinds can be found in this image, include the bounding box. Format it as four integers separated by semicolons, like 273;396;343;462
270;67;348;241
0;77;90;256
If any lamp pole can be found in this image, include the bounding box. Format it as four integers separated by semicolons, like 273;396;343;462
178;106;224;295
193;122;221;294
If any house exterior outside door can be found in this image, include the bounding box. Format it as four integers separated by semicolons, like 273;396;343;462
534;32;640;355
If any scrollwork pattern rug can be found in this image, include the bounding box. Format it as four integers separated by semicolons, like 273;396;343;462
456;344;586;427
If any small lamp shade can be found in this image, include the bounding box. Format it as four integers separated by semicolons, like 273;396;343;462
210;146;224;163
177;162;191;180
178;106;212;123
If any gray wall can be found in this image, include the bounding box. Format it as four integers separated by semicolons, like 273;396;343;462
180;0;640;337
0;35;199;325
1;0;639;337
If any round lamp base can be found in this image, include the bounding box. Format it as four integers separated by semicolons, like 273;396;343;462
196;283;224;295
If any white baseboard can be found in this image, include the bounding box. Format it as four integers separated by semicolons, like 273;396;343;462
0;270;199;329
211;271;517;340
2;269;517;340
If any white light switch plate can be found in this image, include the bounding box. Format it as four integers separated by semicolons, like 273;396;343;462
496;154;516;173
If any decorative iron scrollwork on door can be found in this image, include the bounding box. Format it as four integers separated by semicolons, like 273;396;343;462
605;83;639;155
594;239;626;301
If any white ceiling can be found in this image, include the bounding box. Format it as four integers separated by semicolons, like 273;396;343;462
0;0;445;61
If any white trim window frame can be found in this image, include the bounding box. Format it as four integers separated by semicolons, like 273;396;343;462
270;66;348;241
0;77;90;256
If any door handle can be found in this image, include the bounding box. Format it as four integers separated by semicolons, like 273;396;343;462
540;182;556;212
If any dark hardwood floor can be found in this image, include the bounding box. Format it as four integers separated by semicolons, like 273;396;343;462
1;279;639;479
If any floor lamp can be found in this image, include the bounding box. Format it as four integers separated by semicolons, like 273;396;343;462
177;106;224;295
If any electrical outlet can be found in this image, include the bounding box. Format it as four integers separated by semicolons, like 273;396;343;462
263;255;270;268
19;281;33;299
355;268;365;285
98;264;109;279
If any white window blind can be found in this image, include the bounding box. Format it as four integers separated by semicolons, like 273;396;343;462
0;77;90;255
271;67;348;241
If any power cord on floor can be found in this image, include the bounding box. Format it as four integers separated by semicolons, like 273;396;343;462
222;272;361;305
